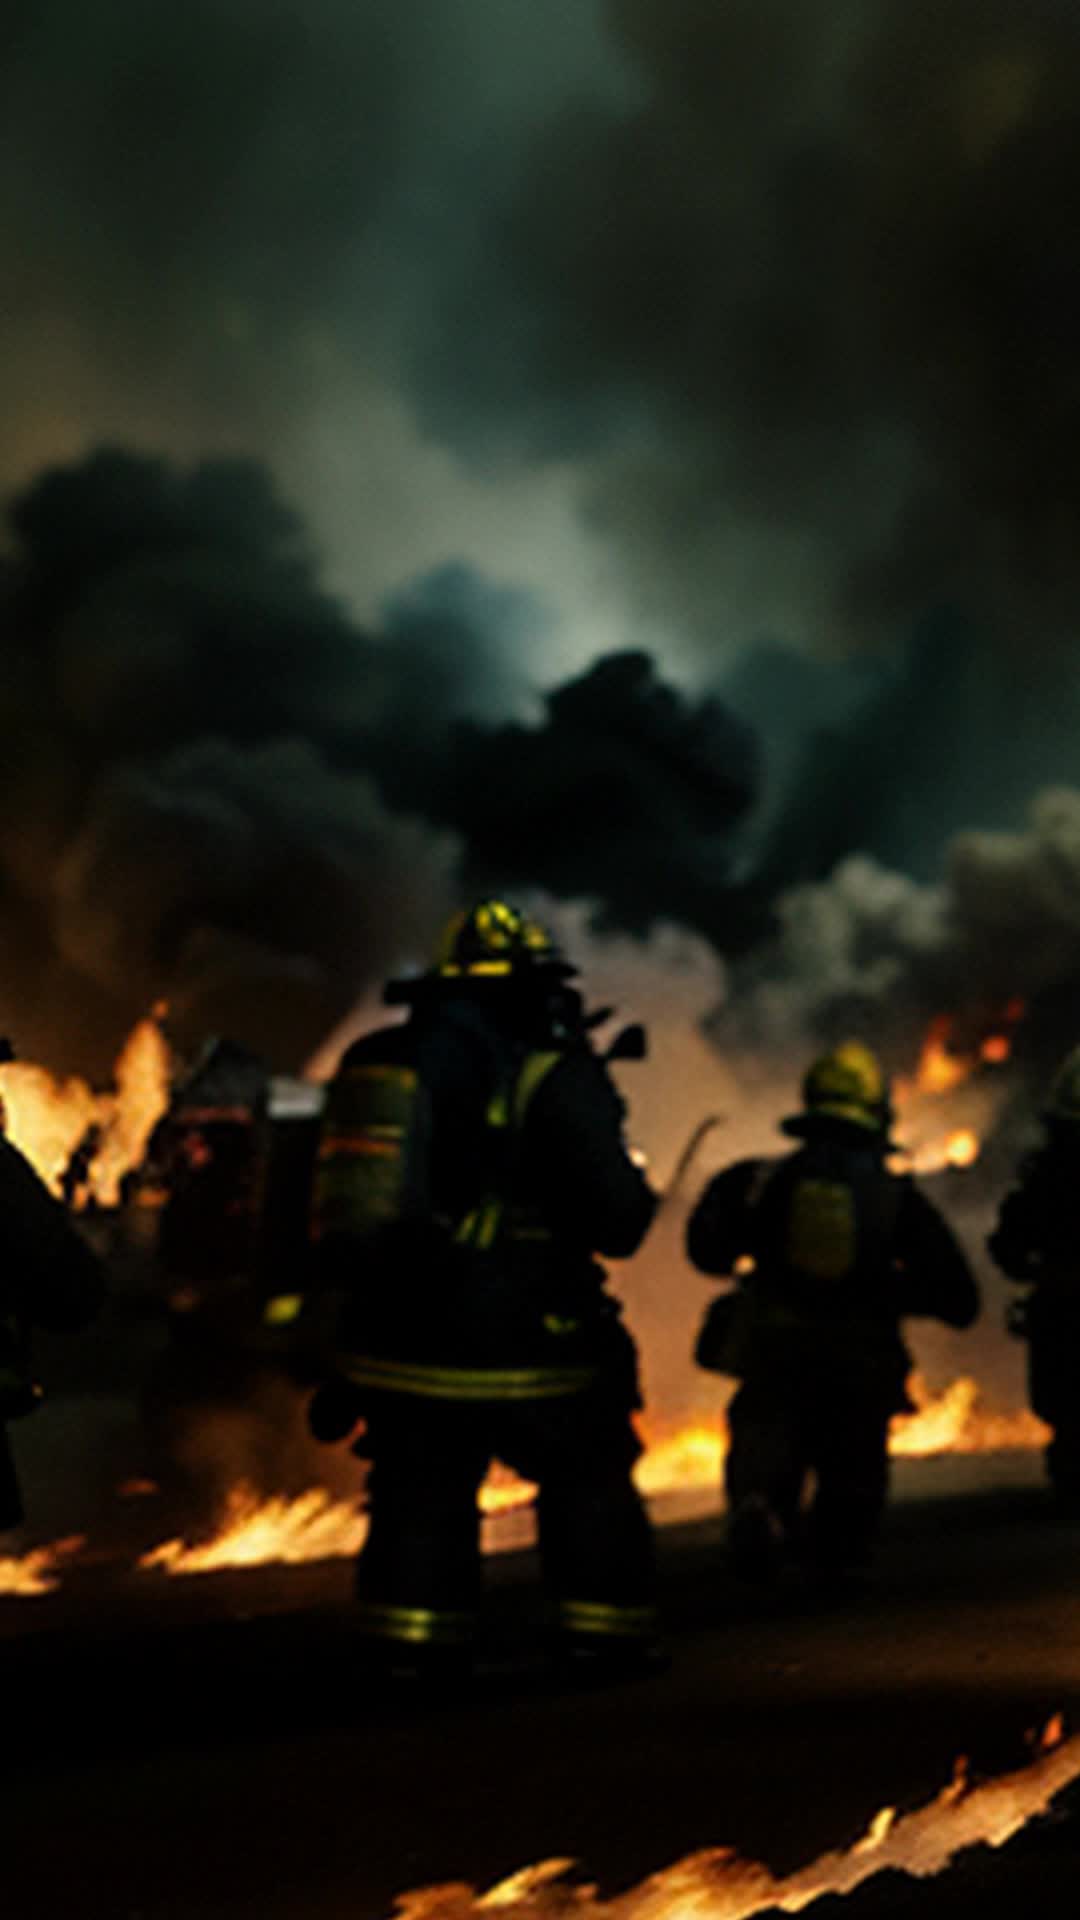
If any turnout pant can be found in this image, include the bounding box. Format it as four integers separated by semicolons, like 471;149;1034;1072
725;1376;892;1569
354;1383;656;1654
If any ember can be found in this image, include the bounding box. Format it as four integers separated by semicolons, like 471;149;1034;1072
393;1722;1080;1920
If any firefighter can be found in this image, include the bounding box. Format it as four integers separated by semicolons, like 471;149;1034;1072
308;900;658;1677
0;1131;105;1530
989;1046;1080;1512
687;1042;978;1581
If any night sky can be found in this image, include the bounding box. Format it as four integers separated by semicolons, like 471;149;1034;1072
5;1;1080;1080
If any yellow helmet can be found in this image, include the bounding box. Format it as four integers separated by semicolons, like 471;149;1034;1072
786;1041;891;1136
434;899;574;981
1047;1046;1080;1124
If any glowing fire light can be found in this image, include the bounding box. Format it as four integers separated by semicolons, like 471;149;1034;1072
0;1537;83;1597
138;1486;369;1575
0;1014;171;1201
133;1378;1049;1580
892;1003;1025;1149
86;1016;172;1206
911;1016;972;1096
136;1473;543;1579
394;1722;1078;1920
634;1377;1048;1498
890;1376;1048;1457
946;1128;980;1168
904;1127;983;1175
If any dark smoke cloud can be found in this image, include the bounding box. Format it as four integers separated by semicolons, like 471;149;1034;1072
12;1;1080;671
732;612;1080;892
0;449;758;1075
717;787;1080;1087
404;651;759;944
412;0;1080;653
0;0;619;611
0;449;463;1071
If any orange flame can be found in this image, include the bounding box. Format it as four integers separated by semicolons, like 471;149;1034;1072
394;1722;1080;1920
911;1016;972;1096
0;1015;171;1202
0;1063;98;1195
86;1016;172;1206
904;1127;983;1175
893;1002;1024;1137
635;1376;1048;1499
136;1471;541;1579
138;1486;369;1575
132;1378;1049;1581
0;1537;84;1597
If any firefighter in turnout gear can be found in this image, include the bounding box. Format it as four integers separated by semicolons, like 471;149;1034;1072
309;901;658;1674
0;1133;105;1530
687;1043;978;1580
989;1045;1080;1512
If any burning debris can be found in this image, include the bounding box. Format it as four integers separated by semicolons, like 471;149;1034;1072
391;1722;1080;1920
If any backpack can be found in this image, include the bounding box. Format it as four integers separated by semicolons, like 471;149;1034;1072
310;1032;563;1255
784;1176;859;1282
311;1050;433;1248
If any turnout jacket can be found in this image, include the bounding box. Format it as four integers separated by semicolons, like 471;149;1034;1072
988;1141;1080;1418
989;1144;1080;1296
687;1125;978;1406
319;992;656;1402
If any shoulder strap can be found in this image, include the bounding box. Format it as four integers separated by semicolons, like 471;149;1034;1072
454;1050;565;1251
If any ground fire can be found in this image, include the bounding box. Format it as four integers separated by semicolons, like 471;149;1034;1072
389;1721;1080;1920
114;1375;1046;1583
0;1375;1048;1593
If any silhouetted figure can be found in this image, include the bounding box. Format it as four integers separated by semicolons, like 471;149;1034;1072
309;900;657;1678
0;1135;105;1529
989;1046;1080;1513
688;1044;978;1581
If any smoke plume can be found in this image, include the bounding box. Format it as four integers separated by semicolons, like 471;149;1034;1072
0;449;759;1075
720;788;1080;1091
397;651;760;946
